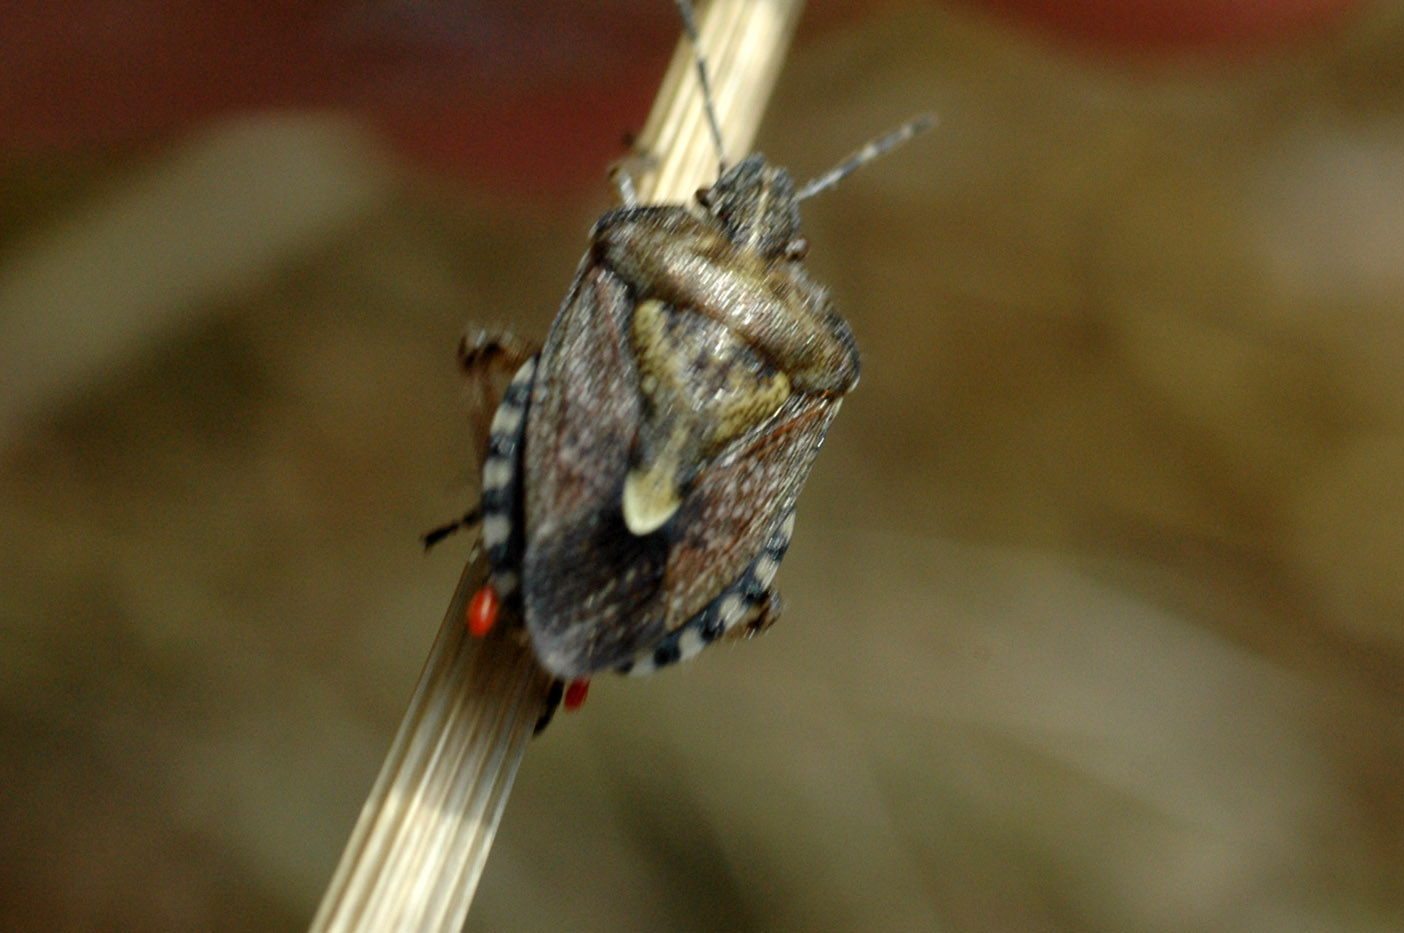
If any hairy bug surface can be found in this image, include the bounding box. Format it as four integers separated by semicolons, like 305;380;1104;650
457;2;929;696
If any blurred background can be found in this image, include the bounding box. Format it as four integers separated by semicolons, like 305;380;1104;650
3;0;1402;929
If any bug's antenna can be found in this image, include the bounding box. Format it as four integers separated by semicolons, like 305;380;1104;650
796;114;936;201
675;0;728;171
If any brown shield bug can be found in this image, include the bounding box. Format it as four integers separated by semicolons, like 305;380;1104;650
445;1;930;718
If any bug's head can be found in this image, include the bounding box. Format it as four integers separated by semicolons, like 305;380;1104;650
697;155;805;260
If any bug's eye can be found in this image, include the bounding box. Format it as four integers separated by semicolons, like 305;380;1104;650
784;236;809;260
696;186;714;207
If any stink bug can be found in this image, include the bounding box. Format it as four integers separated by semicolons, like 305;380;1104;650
455;2;929;693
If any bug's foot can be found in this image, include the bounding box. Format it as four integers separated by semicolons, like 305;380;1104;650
457;329;535;376
421;507;482;551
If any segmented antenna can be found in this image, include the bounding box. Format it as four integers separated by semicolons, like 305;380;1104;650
796;114;936;201
675;0;728;171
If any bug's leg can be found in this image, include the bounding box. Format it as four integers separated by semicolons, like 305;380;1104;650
610;163;640;206
457;328;535;377
534;679;565;734
608;147;658;207
529;676;590;735
460;329;539;459
422;505;484;551
427;330;538;554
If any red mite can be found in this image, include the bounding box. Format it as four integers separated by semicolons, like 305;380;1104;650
563;679;590;711
465;582;590;713
466;583;499;637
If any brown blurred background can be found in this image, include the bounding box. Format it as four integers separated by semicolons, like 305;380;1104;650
2;0;1402;929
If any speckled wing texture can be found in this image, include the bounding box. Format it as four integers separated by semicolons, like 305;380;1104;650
661;393;838;627
522;264;668;678
519;258;842;679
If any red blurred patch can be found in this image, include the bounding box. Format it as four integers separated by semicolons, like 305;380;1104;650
466;583;500;638
562;678;589;711
0;0;1363;196
0;0;674;195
